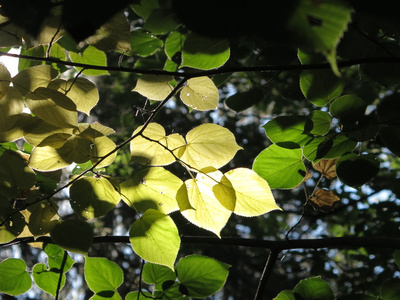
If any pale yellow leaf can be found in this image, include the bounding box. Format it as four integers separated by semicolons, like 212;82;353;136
48;78;99;115
130;123;186;166
0;62;11;100
176;123;242;171
23;117;74;146
25;87;77;128
90;135;117;168
120;167;181;214
29;140;76;171
223;168;281;217
12;65;58;96
180;77;219;111
133;75;174;100
181;171;232;237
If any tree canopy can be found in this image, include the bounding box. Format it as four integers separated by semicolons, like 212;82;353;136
1;0;400;299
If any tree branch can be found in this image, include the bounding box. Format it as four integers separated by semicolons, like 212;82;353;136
2;235;400;251
1;51;400;78
254;250;280;300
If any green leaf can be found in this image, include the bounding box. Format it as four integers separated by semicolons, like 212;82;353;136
143;9;178;35
50;219;94;254
381;278;400;300
12;65;58;96
0;202;25;243
264;115;313;148
225;87;265;112
69;46;109;76
336;153;380;187
0;258;32;296
129;209;180;270
131;0;159;20
142;262;176;291
329;95;367;125
253;144;306;189
273;290;295;300
176;255;230;298
44;244;75;273
377;94;400;156
0;87;23;130
25;87;78;128
165;31;186;60
180;77;219;111
125;291;153;300
120;167;181;214
300;69;343;106
309;111;332;135
181;34;230;70
70;177;120;219
130;29;164;57
394;250;400;269
85;257;123;294
33;263;66;297
293;276;334;300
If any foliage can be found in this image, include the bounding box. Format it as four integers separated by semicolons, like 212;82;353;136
0;0;400;299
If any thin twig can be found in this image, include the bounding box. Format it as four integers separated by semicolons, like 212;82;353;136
55;250;68;300
254;250;280;300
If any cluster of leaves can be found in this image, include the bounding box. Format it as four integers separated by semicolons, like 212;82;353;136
1;0;400;299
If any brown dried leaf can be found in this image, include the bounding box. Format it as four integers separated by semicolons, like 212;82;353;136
309;188;340;211
313;158;338;179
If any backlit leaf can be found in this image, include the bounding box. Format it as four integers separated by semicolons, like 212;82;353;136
12;65;58;96
0;62;11;100
0;87;23;130
222;168;281;217
165;31;186;60
130;123;186;166
27;201;60;236
130;29;164;57
69;46;109;76
129;209;180;270
0;202;25;243
25;87;78;128
144;9;178;35
120;167;181;214
133;75;174;100
293;276;334;300
33;263;66;297
176;123;242;171
309;111;331;135
70;177;120;219
142;263;176;291
264;115;313;148
182;171;232;237
48;77;99;115
329;95;367;125
85;257;123;293
253;144;306;189
0;258;31;296
181;34;230;70
180;77;219;111
176;255;230;298
29;142;76;171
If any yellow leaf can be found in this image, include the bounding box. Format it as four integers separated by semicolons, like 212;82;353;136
12;65;58;96
0;87;23;130
181;171;232;237
176;123;242;171
222;168;281;217
29;140;76;171
310;188;340;211
180;77;219;111
25;87;78;128
130;123;186;166
0;62;11;100
120;167;181;214
313;158;338;179
48;78;99;115
133;75;174;100
89;135;117;168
